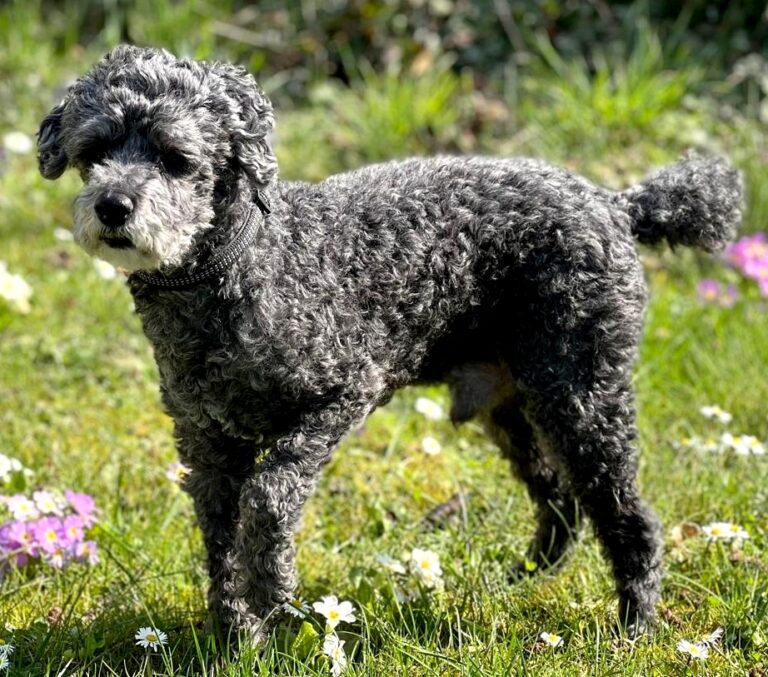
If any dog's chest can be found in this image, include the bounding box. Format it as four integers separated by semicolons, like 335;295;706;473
136;295;288;439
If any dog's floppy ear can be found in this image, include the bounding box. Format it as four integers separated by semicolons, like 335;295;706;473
210;62;278;188
38;99;69;180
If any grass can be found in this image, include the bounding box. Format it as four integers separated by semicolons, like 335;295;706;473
1;3;768;675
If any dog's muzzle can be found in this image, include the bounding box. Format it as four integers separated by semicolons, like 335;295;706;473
96;192;135;249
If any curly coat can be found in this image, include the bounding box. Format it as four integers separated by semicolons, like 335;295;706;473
38;45;743;641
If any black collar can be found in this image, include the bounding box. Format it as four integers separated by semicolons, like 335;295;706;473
129;192;270;290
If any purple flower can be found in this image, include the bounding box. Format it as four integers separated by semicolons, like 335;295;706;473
62;515;84;543
64;491;96;525
698;279;721;302
32;517;64;554
75;540;99;565
6;520;37;555
45;544;72;569
697;279;739;307
726;233;768;297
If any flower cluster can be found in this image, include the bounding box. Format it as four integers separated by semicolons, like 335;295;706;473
702;521;749;543
725;233;768;296
676;405;765;456
282;595;356;675
697;279;739;307
0;490;98;572
0;262;32;314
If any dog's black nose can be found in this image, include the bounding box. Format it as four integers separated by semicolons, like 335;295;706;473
95;192;134;229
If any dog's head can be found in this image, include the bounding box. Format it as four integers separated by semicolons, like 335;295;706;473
37;45;276;272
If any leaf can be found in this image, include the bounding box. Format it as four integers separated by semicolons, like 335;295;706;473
290;621;319;661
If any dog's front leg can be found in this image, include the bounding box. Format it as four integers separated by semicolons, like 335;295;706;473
174;422;257;637
228;400;369;642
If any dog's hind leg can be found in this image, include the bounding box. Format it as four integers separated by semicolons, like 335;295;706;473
524;382;662;637
485;397;580;575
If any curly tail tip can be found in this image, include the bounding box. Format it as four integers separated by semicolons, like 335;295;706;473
623;156;743;251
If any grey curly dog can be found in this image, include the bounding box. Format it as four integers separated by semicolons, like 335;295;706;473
38;45;742;642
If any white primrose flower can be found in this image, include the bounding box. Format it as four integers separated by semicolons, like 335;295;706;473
312;595;357;630
322;633;347;676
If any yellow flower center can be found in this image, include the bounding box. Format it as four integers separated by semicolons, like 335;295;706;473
328;610;340;621
146;633;158;642
45;529;58;543
420;560;431;570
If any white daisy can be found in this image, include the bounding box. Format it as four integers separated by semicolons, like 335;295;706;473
699;405;732;424
702;521;749;542
312;596;356;630
540;631;564;648
134;626;168;651
421;436;442;456
0;640;13;656
322;633;347;676
376;554;407;575
677;639;709;660
93;259;117;280
282;598;311;618
414;397;444;421
3;131;33;155
720;433;765;456
0;653;8;671
409;548;443;588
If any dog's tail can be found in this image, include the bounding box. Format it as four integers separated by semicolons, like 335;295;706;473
621;156;742;251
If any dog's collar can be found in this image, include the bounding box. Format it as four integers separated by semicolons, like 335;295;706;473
129;192;270;290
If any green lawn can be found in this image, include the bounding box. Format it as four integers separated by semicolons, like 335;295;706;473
1;4;768;675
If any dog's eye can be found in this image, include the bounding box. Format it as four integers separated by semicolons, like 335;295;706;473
80;147;108;167
160;150;193;177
